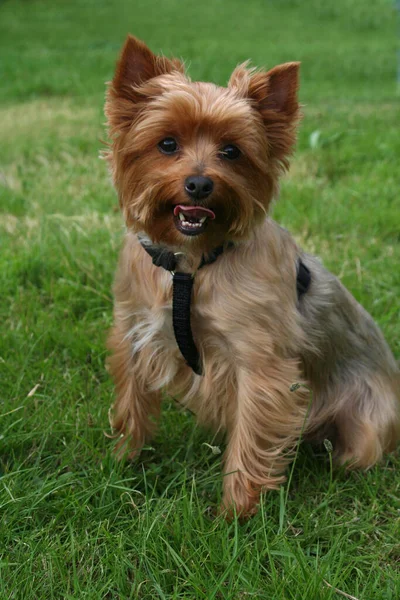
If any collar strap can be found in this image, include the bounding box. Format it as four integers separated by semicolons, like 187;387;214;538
296;259;311;298
139;237;233;273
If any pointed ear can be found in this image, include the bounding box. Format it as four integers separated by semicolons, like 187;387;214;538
105;35;184;133
247;62;300;117
229;62;300;169
111;35;184;102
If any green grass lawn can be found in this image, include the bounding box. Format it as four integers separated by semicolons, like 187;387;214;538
1;0;399;598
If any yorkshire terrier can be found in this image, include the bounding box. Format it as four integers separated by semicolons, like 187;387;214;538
104;35;399;517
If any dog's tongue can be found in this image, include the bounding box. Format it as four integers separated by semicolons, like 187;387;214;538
174;205;215;220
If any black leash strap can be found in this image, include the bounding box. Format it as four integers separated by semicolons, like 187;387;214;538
139;238;231;376
172;273;202;375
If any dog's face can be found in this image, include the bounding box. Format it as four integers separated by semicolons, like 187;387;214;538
105;36;300;251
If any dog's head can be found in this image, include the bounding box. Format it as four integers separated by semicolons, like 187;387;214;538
105;35;300;251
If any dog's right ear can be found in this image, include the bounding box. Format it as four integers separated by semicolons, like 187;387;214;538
106;35;184;131
111;35;184;101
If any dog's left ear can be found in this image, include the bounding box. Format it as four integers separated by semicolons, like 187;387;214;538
229;62;300;167
247;62;300;118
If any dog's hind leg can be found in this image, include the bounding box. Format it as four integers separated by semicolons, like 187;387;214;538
332;372;399;468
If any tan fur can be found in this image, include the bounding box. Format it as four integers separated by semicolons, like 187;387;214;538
104;35;400;518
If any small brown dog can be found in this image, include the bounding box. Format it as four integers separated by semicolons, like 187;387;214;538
104;35;399;517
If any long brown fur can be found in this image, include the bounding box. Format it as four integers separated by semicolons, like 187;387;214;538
104;35;400;518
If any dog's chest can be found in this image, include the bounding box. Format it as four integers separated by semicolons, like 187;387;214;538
130;273;226;371
131;297;176;356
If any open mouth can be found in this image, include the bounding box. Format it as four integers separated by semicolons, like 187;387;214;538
173;205;215;236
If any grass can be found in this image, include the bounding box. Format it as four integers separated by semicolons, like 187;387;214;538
0;0;399;598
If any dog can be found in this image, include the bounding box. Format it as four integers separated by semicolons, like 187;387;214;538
104;35;399;518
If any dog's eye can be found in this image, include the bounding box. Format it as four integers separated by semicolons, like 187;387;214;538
219;144;241;160
158;137;179;154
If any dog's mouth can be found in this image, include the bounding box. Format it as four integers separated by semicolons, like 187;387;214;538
173;205;216;236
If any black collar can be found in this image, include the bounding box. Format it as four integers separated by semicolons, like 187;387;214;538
139;236;311;376
138;235;232;273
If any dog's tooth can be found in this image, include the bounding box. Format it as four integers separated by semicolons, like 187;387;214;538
179;218;205;230
179;212;185;221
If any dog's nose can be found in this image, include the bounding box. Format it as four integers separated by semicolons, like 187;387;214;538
184;176;214;200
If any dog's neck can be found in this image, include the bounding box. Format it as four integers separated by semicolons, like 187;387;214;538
137;231;235;375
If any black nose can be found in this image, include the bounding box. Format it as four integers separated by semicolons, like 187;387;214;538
184;176;214;200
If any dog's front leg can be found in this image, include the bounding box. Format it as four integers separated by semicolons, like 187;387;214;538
221;359;310;518
107;322;162;459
